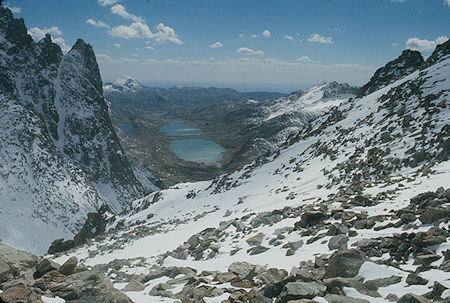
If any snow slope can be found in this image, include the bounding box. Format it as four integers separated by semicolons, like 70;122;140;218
52;45;450;302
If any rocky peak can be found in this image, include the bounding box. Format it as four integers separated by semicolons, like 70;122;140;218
423;38;450;68
357;49;424;98
68;39;103;95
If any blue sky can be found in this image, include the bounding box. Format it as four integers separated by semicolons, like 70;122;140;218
5;0;450;92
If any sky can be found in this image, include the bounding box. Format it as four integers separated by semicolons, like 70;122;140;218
4;0;450;92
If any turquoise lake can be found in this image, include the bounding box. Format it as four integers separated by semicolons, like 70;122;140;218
160;121;225;164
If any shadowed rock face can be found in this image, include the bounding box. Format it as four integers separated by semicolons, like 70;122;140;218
357;50;424;98
0;4;160;254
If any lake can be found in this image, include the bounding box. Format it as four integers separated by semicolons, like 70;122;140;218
160;121;225;164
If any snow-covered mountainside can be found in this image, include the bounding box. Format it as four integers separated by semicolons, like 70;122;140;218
51;42;450;302
104;75;144;94
0;5;158;254
263;81;358;121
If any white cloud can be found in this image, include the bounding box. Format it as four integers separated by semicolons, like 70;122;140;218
262;30;270;37
390;0;405;2
209;41;223;48
405;35;448;51
109;22;152;39
391;42;398;47
86;19;110;28
297;56;312;62
239;34;245;38
113;43;121;49
284;35;295;41
5;3;21;13
52;37;71;53
98;0;120;6
236;47;264;57
445;0;450;6
28;26;62;41
111;4;143;22
145;46;154;50
109;22;182;44
153;23;183;44
307;33;333;44
250;34;258;38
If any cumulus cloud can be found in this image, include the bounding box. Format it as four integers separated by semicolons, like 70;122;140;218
262;30;270;37
445;0;450;6
86;19;110;28
5;3;21;13
209;41;223;48
250;34;258;38
28;26;62;40
405;35;448;51
52;37;71;53
307;33;333;44
111;4;143;22
236;47;264;57
239;34;245;38
113;43;121;49
284;35;294;41
98;0;120;6
153;23;182;44
297;56;312;62
145;46;154;50
109;22;182;44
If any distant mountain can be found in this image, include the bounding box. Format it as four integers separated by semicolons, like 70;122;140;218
104;76;286;111
0;5;159;254
104;75;144;94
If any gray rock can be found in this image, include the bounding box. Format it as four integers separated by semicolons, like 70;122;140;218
247;232;265;246
324;294;370;303
33;258;60;279
406;273;428;285
415;254;441;266
122;280;146;292
364;275;402;290
278;281;326;301
283;240;304;252
228;261;255;279
248;245;270;255
400;212;417;223
224;209;233;217
327;223;349;236
59;256;78;276
215;272;237;283
397;293;432;303
0;258;11;281
419;208;450;224
326;249;365;278
328;235;349;251
0;243;38;266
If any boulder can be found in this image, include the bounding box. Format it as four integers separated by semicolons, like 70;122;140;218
58;256;78;276
406;273;428;285
122;280;146;292
228;261;256;279
0;243;38;266
0;258;11;281
247;233;265;246
326;250;364;278
248;245;270;255
0;286;41;303
277;282;326;302
295;211;325;228
328;235;348;251
327;223;349;236
215;272;237;283
419;208;450;224
33;258;60;279
324;294;370;303
397;294;432;303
